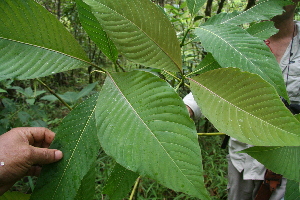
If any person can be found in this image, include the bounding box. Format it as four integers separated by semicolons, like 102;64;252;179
0;127;63;195
184;1;300;199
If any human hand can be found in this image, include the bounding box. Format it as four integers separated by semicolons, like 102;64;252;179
0;127;63;195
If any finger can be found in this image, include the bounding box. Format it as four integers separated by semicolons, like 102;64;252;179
18;127;56;147
30;147;63;165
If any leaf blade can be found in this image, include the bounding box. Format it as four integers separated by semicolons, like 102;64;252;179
96;71;209;199
194;24;288;100
83;0;182;72
30;94;100;200
190;68;300;146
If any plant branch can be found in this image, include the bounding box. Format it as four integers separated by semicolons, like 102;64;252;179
36;78;73;111
129;176;140;200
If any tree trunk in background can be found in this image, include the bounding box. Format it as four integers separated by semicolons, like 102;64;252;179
205;0;213;17
56;0;61;19
152;0;164;7
245;0;256;10
217;0;226;14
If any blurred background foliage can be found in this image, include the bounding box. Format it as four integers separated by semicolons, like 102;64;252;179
1;0;299;199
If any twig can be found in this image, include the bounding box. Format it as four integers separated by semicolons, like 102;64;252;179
36;78;73;111
129;176;141;200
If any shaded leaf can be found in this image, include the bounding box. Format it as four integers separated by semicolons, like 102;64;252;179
74;162;96;200
96;71;209;199
103;163;139;200
286;179;300;200
0;0;91;80
242;146;300;182
76;0;118;62
187;53;221;76
30;94;100;200
246;21;278;40
186;0;206;16
0;191;30;200
190;68;300;146
194;24;288;100
83;0;182;72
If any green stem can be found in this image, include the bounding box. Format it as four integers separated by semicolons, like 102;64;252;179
180;28;191;47
36;79;73;111
129;176;140;200
198;132;226;136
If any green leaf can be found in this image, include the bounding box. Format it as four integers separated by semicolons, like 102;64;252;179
242;146;300;182
103;163;139;200
190;68;300;146
74;162;96;200
205;0;291;25
76;82;98;100
187;53;221;76
246;21;278;40
186;0;206;16
0;192;30;200
96;71;209;199
0;0;91;80
286;179;300;200
194;24;288;100
82;0;182;72
30;94;100;200
0;89;7;93
76;0;118;62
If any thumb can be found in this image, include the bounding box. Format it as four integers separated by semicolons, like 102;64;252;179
30;147;63;165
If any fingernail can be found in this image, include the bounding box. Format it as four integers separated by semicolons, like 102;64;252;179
55;150;63;160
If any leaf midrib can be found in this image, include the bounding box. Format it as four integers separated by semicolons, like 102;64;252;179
89;1;181;72
108;73;196;188
190;78;299;143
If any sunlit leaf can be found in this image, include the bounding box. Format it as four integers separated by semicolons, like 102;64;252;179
190;68;300;146
30;95;99;200
82;0;182;72
0;0;91;80
96;70;209;199
194;24;288;100
186;0;206;16
205;0;291;25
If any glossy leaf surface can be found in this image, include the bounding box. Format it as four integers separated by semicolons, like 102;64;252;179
96;71;209;199
190;68;300;146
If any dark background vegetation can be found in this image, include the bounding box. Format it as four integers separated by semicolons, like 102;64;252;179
2;0;298;199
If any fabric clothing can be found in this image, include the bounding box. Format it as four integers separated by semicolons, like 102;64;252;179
183;20;300;200
227;155;287;200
